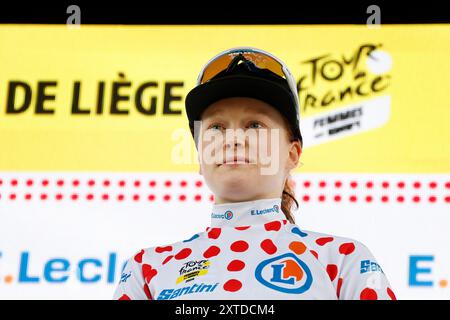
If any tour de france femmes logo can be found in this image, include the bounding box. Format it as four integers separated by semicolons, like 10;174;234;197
211;210;233;220
176;259;210;284
255;253;313;294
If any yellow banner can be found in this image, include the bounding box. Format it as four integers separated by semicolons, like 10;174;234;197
0;25;449;172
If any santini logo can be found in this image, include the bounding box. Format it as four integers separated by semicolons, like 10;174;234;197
211;210;233;220
251;205;279;216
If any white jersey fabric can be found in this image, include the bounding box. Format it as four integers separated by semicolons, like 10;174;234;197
113;197;396;300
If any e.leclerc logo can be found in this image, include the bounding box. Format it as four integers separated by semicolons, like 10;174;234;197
251;205;279;216
255;253;313;294
211;210;233;220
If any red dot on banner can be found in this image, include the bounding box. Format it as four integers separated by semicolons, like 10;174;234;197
148;194;155;201
319;181;326;188
119;180;126;187
42;179;49;186
56;194;63;200
335;181;342;188
71;194;78;200
339;242;355;255
445;196;450;203
134;180;141;187
72;180;80;186
87;194;94;200
360;288;378;300
175;248;192;260
337;278;343;298
302;195;310;202
103;180;110;187
223;279;242;292
397;195;405;202
429;196;436;203
227;260;245;272
0;179;3;185
40;194;47;200
326;264;338;281
413;196;421;202
209;194;214;202
349;195;357;202
260;239;277;255
413;181;421;188
318;195;326;202
303;181;311;188
264;221;281;232
162;255;173;265
350;181;358;188
365;195;373;202
26;179;33;186
180;180;187;187
133;194;140;201
316;237;334;246
10;194;16;200
25;194;32;200
194;194;202;201
381;195;389;202
429;182;437;189
230;240;249;252
445;182;450;189
195;180;203;187
179;195;186;201
163;194;171;201
57;180;64;187
88;180;95;186
203;245;220;258
387;287;397;300
397;181;405;188
208;228;221;239
366;181;373;188
382;181;389;188
117;195;124;201
11;179;18;186
155;246;172;253
165;180;172;187
149;180;156;187
102;194;109;200
310;250;319;259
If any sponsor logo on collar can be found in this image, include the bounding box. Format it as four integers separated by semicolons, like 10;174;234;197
251;205;279;216
211;210;233;220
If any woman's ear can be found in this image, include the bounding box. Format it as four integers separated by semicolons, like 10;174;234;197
287;140;302;171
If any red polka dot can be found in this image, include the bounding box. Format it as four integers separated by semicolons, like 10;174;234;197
303;181;311;188
165;180;172;187
175;248;192;260
337;278;343;299
162;255;173;265
230;240;249;252
260;239;277;255
360;288;378;300
155;246;172;253
223;279;242;292
397;195;404;202
365;195;373;202
413;181;421;189
118;294;131;300
310;250;319;259
387;287;397;300
134;249;144;263
316;237;334;246
397;181;405;188
26;179;33;186
366;181;373;188
227;260;245;272
326;264;338;281
335;181;342;188
382;181;389;188
318;195;326;202
264;220;281;232
195;180;203;187
350;181;358;188
339;243;355;255
429;182;437;189
319;181;326;188
142;264;157;284
235;226;250;231
208;228;221;239
144;284;152;300
203;245;221;258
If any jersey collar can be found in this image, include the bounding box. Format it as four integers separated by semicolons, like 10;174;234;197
210;197;285;228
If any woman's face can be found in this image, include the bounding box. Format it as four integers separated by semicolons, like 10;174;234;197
197;97;302;204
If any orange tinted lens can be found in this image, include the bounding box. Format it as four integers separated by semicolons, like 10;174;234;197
200;51;286;84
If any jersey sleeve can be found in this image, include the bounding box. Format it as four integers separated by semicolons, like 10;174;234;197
112;250;153;300
337;241;397;300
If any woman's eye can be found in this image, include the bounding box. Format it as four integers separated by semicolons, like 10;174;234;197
208;123;224;131
248;121;263;129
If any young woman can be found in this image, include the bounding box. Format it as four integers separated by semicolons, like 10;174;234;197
113;47;396;300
